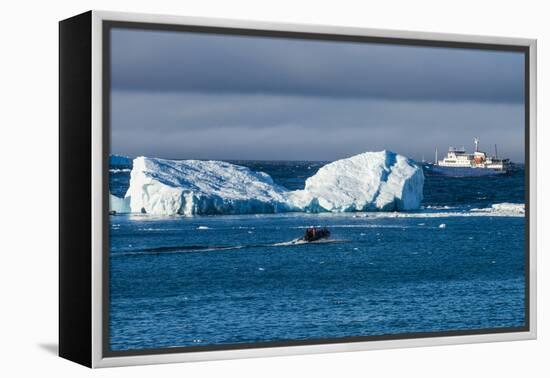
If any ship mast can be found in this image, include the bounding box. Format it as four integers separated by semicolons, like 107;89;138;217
494;144;498;158
435;147;438;165
474;137;479;152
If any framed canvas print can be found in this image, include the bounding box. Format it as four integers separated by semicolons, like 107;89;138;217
59;10;537;368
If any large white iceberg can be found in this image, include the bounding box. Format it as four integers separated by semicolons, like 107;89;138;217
288;151;424;212
111;151;424;216
124;157;292;216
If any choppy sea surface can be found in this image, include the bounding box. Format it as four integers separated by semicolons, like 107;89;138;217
109;160;526;351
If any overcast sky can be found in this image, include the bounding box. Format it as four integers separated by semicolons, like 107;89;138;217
110;28;525;162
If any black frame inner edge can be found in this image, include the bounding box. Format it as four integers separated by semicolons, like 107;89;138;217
101;20;531;358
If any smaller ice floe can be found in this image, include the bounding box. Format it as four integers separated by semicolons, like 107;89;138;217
109;193;130;214
470;203;525;216
109;168;132;173
358;202;525;219
196;226;210;230
439;223;446;229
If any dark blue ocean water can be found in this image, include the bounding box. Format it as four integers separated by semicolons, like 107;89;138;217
108;161;526;351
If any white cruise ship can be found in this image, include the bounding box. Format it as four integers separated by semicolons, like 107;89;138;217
429;138;510;176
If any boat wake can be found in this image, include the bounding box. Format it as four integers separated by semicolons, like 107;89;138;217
272;238;346;247
114;238;347;257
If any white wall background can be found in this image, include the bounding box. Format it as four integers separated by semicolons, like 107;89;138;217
0;0;547;376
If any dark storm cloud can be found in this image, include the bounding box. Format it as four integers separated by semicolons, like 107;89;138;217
111;91;524;162
110;28;526;162
111;28;525;103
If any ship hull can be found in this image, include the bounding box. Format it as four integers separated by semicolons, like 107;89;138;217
424;164;506;177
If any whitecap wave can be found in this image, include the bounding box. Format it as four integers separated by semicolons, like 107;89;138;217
293;224;415;229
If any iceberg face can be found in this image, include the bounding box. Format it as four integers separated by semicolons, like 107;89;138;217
288;151;424;212
125;157;292;216
109;193;131;213
120;151;424;216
